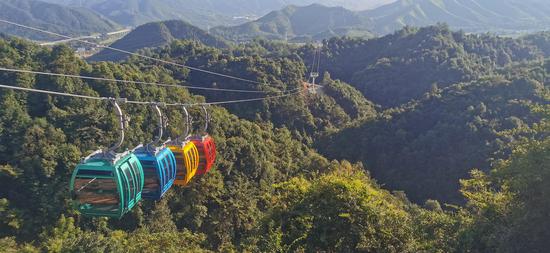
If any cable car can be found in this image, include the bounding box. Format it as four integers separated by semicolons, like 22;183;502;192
70;99;144;218
133;104;177;200
189;106;217;175
166;106;199;186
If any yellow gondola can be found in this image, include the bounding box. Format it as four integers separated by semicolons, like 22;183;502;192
166;106;199;186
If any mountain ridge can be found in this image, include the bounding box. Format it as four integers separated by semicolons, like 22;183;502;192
363;0;550;34
0;0;120;41
39;0;396;28
211;4;373;42
90;20;230;61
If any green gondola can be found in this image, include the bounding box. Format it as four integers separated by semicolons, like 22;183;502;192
69;99;144;218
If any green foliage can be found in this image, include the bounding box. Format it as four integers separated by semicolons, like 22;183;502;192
37;215;210;252
0;199;20;237
265;171;415;252
409;205;463;253
457;137;550;252
0;237;19;253
320;72;377;121
319;25;542;107
320;75;546;203
252;165;463;252
0;237;37;253
523;32;550;57
133;39;377;138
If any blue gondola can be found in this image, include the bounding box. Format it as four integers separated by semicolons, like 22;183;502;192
133;103;177;200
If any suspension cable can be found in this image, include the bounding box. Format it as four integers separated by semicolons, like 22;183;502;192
0;19;265;85
0;67;293;94
309;46;318;77
0;84;302;106
316;47;322;74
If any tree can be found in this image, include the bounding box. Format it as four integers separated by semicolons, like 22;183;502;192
255;165;418;252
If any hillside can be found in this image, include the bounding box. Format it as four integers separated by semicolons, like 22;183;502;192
302;25;549;204
212;4;373;42
0;0;120;41
90;20;230;62
318;25;542;107
319;75;547;203
363;0;550;34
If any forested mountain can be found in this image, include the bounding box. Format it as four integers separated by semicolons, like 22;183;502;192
90;20;230;62
0;0;120;41
363;0;550;34
141;39;377;134
310;25;550;203
211;4;373;43
319;25;543;107
40;0;395;28
320;75;547;203
2;22;550;251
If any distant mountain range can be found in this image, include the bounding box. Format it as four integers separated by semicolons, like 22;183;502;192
40;0;395;28
211;4;373;42
211;0;550;43
0;0;120;41
91;4;374;61
4;0;550;52
90;20;229;62
87;1;550;61
363;0;550;34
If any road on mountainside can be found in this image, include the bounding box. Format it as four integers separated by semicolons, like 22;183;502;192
38;28;131;46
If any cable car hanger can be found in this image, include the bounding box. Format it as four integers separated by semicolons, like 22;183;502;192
106;98;129;155
194;105;210;136
166;104;194;146
86;98;131;163
203;105;211;133
177;105;192;143
145;103;167;153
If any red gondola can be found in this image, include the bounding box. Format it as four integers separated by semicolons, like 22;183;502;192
189;106;216;175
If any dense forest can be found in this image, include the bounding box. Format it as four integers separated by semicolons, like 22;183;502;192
1;23;550;252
